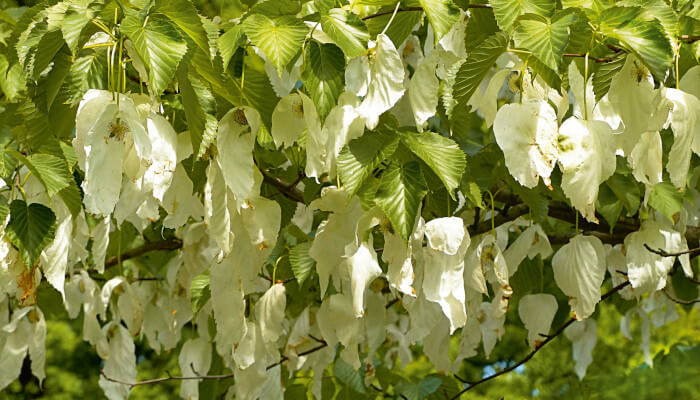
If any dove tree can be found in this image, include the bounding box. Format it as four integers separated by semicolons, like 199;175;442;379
0;0;699;399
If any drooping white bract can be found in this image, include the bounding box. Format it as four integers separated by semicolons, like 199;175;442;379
408;49;442;130
679;65;700;101
518;293;558;349
663;88;700;189
323;92;365;179
521;71;569;123
255;283;286;344
98;322;137;400
493;100;559;188
421;217;470;333
178;337;212;400
382;230;416;296
629;131;663;187
567;61;595;120
210;253;247;365
74;90;152;217
91;217;111;274
552;235;606;320
503;223;552;277
40;203;72;300
144;113;177;201
161;164;204;229
216;107;261;207
478;68;511;127
345;54;371;97
557;117;616;223
340;241;382;317
204;162;232;256
620;306;652;365
0;307;45;390
355;34;405;130
309;187;364;297
564;319;597;379
317;293;363;369
624;219;690;294
271;93;306;148
300;92;326;179
607;56;669;155
479;301;506;358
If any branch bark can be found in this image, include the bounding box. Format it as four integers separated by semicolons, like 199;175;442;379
450;280;631;399
104;238;183;268
100;338;328;388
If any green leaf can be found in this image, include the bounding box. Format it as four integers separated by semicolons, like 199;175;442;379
218;25;244;70
8;151;72;197
0;195;9;223
333;358;366;394
121;13;188;95
365;6;423;47
453;32;508;105
229;50;279;130
397;377;442;400
0;148;18;183
337;130;400;196
418;0;461;41
399;130;465;197
58;182;82;218
61;1;96;53
513;11;576;71
491;0;556;33
375;161;428;240
66;49;107;105
241;14;308;73
155;0;211;57
599;7;673;81
464;5;499;53
648;181;683;223
320;9;370;58
595;182;623;230
289;241;315;288
190;271;211;315
301;41;345;121
605;173;640;216
177;65;218;159
6;200;57;269
592;53;626;102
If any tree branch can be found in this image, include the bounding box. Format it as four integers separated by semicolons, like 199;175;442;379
261;169;305;203
361;4;492;21
662;289;700;305
450;280;631;399
104;238;183;268
643;243;700;258
100;338;328;388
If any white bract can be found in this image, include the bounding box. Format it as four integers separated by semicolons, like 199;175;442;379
552;235;606;320
493;100;559;188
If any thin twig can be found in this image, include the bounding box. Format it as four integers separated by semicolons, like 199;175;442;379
261;169;305;203
105;239;183;268
643;243;700;258
101;339;329;387
662;289;700;305
361;4;492;21
449;280;631;399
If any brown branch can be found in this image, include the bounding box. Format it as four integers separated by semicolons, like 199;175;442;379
261;169;305;203
361;4;492;21
101;338;328;387
662;289;700;305
104;239;183;268
679;35;700;43
563;53;616;63
449;280;631;399
643;243;700;258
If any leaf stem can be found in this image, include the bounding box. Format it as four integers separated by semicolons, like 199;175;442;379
381;1;402;36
